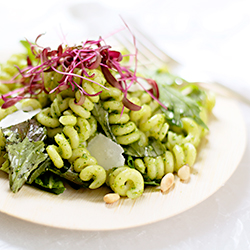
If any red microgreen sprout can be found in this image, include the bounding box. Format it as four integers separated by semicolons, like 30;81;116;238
0;29;166;113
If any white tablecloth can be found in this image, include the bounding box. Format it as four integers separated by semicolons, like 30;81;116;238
0;0;249;249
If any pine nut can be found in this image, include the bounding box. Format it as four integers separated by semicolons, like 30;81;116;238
178;164;190;181
160;173;175;193
103;193;120;204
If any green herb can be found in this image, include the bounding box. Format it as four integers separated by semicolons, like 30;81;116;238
20;40;36;63
180;83;207;106
48;165;89;188
3;119;47;143
143;179;160;186
32;171;65;195
92;102;117;142
158;84;208;129
126;155;135;169
1;119;49;193
6;137;48;193
123;137;166;157
27;157;51;184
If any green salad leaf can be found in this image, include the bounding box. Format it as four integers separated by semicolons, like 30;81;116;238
123;137;166;157
143;179;161;186
48;165;89;188
3;119;47;143
92;102;117;142
158;84;208;129
1;119;48;193
6;137;48;193
125;155;160;186
20;39;36;63
27;157;51;184
180;83;207;106
32;171;66;195
147;69;207;129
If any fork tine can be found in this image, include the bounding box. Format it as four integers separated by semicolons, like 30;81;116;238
108;25;250;104
113;32;155;70
110;26;179;72
131;26;180;68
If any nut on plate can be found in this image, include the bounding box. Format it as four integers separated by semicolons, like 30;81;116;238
103;193;120;204
160;173;175;193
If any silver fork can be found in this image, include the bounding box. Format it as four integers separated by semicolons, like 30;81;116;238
108;26;250;105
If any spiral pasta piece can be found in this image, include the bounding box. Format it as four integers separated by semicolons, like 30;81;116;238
100;87;141;145
129;95;169;141
19;99;42;111
46;115;97;168
69;147;106;189
166;117;201;150
172;143;197;171
0;106;18;121
134;141;196;180
0;53;27;84
0;84;11;106
0;129;5;151
36;94;69;128
74;68;106;103
79;165;106;189
134;150;174;180
107;166;144;199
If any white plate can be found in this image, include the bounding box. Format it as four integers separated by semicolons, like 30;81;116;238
0;95;246;231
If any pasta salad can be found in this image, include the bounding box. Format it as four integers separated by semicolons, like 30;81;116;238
0;34;215;204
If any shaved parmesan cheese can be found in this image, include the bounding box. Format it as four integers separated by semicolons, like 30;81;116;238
87;133;125;170
128;78;152;92
0;109;41;129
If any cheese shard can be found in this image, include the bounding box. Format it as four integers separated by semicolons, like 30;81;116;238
87;133;125;171
0;109;41;129
128;78;152;92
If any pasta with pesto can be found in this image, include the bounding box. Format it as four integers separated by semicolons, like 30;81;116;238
100;86;141;145
0;34;215;203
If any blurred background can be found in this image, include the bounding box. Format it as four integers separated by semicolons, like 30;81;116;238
0;1;250;249
1;0;250;96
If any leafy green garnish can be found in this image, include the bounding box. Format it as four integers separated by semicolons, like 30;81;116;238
180;83;207;106
48;165;89;188
6;137;48;193
20;40;36;63
126;155;135;169
32;171;66;195
125;155;160;186
3;119;47;143
143;179;160;186
158;84;208;129
147;69;207;129
1;119;49;193
27;157;51;184
123;137;166;157
92;102;117;142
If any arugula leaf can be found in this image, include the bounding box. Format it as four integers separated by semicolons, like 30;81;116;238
123;137;166;157
143;179;160;186
1;119;48;193
6;137;48;193
125;155;160;186
126;155;135;169
92;102;117;142
151;68;185;86
48;165;89;188
147;69;207;129
3;119;47;143
158;84;208;129
181;84;207;106
27;157;51;184
32;171;65;195
20;40;36;63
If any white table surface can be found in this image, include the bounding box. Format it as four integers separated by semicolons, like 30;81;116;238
0;0;250;249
